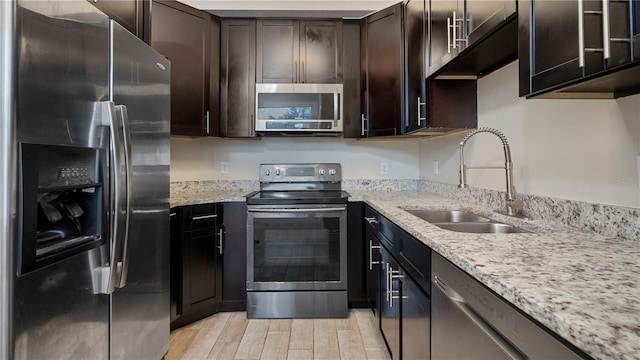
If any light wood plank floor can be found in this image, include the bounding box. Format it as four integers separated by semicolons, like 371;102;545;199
166;309;391;360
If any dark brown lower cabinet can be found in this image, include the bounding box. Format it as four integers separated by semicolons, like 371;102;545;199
220;202;247;311
364;205;431;360
170;203;223;329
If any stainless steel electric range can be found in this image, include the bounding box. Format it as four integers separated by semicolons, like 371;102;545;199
245;163;349;318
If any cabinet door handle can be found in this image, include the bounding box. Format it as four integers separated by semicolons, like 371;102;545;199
386;262;391;303
192;214;217;221
218;228;223;255
447;16;453;53
417;97;426;126
578;0;585;67
295;61;299;83
361;114;367;136
369;240;381;271
389;267;403;308
602;0;610;60
206;111;210;134
302;61;305;83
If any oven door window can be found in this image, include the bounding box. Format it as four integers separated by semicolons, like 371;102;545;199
253;216;341;283
247;211;346;290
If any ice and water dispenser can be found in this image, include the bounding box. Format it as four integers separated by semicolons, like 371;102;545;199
19;143;107;274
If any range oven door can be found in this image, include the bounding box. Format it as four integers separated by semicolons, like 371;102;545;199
247;204;347;291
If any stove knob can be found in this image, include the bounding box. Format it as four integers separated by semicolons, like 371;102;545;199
275;169;281;176
319;169;326;176
265;169;271;176
329;169;336;176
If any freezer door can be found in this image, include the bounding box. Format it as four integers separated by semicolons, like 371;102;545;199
109;21;171;360
12;1;111;359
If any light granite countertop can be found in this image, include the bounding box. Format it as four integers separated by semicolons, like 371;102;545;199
172;189;640;360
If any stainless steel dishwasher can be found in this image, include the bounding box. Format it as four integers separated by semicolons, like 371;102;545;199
431;253;587;360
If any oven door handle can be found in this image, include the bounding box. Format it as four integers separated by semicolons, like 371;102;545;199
248;207;346;213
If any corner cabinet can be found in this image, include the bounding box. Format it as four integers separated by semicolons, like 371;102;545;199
170;203;224;329
256;20;343;84
519;0;640;98
220;19;257;138
150;1;220;136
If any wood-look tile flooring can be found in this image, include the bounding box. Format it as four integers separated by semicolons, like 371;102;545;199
166;309;390;360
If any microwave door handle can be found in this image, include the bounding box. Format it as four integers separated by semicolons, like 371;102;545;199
114;105;132;288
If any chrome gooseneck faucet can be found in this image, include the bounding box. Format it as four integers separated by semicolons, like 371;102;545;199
459;127;524;217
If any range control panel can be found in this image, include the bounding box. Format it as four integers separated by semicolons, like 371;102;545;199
259;163;341;183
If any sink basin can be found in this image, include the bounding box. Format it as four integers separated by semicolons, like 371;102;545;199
434;222;530;234
404;209;491;223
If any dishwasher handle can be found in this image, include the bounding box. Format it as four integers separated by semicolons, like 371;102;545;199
433;275;525;360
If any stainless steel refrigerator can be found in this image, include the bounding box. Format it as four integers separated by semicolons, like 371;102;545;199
0;0;171;358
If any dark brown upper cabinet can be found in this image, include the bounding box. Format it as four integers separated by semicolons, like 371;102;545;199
88;0;149;41
150;1;220;136
356;1;477;139
256;19;343;84
360;3;404;137
358;1;428;138
428;0;517;77
519;0;640;98
220;19;257;138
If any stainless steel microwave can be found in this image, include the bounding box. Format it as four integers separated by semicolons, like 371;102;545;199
255;83;343;134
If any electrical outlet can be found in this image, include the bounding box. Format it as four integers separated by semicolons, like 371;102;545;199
433;160;439;175
380;162;389;175
221;162;229;174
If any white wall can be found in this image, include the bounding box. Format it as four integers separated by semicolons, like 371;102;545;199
171;137;420;181
419;61;640;208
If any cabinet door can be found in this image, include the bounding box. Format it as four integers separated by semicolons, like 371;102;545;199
221;202;247;311
169;208;182;325
151;1;210;136
403;0;427;134
380;247;400;360
521;0;605;95
184;225;219;309
365;230;381;319
401;274;430;360
221;19;256;137
256;20;299;83
364;4;403;137
428;0;460;74
342;20;363;138
300;20;343;83
634;2;640;61
465;0;516;46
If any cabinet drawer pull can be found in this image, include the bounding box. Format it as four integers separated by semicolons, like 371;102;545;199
364;216;378;225
218;228;223;255
192;214;217;221
170;212;176;217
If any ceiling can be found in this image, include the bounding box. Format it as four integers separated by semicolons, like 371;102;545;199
177;0;401;18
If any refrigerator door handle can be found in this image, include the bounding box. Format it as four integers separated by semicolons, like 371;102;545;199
114;105;132;288
95;101;126;294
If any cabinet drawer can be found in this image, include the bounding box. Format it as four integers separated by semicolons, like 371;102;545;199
183;203;219;231
398;229;431;295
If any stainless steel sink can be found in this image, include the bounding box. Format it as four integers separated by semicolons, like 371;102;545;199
402;208;531;234
434;222;530;234
404;209;491;223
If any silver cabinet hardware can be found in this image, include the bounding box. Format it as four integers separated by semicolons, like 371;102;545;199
364;216;378;225
361;114;367;136
218;228;223;255
192;214;217;221
205;110;210;134
602;0;610;60
578;0;585;67
368;240;381;270
417;96;426;125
